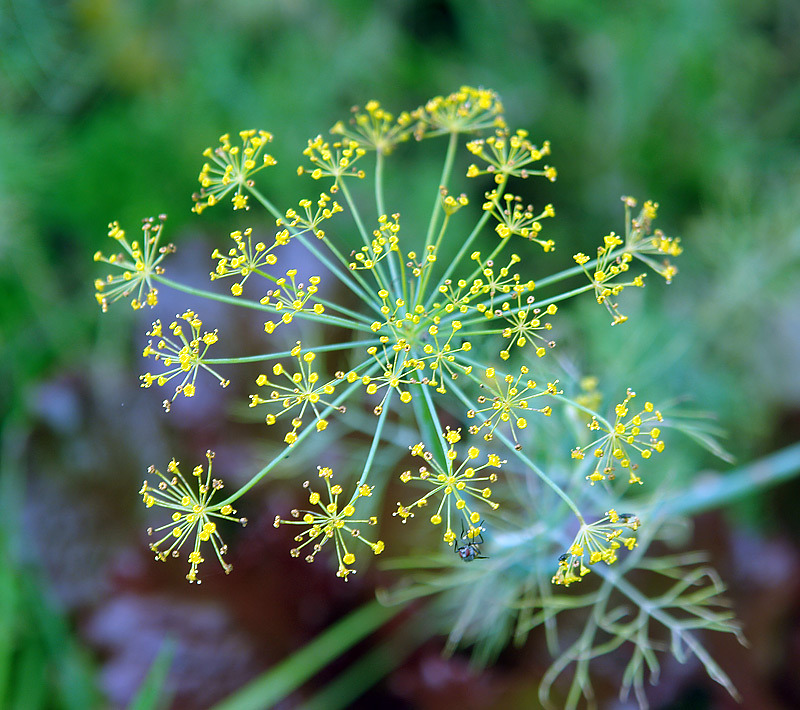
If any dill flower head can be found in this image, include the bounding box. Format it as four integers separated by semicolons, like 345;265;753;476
573;196;683;323
330;100;415;154
210;227;282;296
193;130;276;213
140;310;230;411
394;428;502;545
248;341;344;445
273;467;384;580
96;86;688;596
140;450;247;583
281;192;343;239
467;367;559;450
93;215;174;311
552;509;640;586
413;86;506;137
92;86;753;710
467;129;556;183
298;135;366;191
487;191;556;250
622;196;683;282
571;388;665;485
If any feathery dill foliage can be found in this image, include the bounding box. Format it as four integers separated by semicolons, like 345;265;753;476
95;87;741;708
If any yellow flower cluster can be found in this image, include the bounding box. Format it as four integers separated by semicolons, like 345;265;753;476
210;227;282;295
330;100;415;154
622;196;683;282
299;135;366;191
273;467;384;580
93;216;174;311
249;341;343;445
394;429;502;544
573;234;646;326
193;130;276;213
261;272;325;333
552;509;640;586
467;129;556;183
140;451;246;583
412;86;506;137
349;213;401;271
92;86;687;584
573;196;683;323
571;388;665;485
281;193;343;239
140;310;229;410
467;367;559;449
485;191;556;251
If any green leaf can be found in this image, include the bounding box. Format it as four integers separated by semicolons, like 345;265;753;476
126;638;176;710
209;598;401;710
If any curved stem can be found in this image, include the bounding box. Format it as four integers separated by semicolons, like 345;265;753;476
247;185;381;313
204;338;381;365
153;275;373;332
446;375;585;524
351;388;394;501
212;361;381;508
422;131;459;253
375;151;386;217
339;180;392;293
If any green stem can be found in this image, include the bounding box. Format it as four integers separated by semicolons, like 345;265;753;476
408;369;448;469
208;599;401;710
396;247;409;305
301;620;424;710
212;361;380;508
338;180;372;249
339;180;392;293
153;275;372;333
534;262;587;289
416;214;450;304
374;151;402;294
375;151;386;217
422;131;459;253
446;376;585;524
351;389;394;500
204;338;381;365
248;186;381;313
533;283;595;309
415;132;459;306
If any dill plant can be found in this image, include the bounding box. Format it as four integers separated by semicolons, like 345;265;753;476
93;87;744;707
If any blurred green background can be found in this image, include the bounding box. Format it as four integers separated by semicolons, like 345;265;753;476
2;1;800;708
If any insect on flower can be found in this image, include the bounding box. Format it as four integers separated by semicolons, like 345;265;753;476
456;521;487;562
